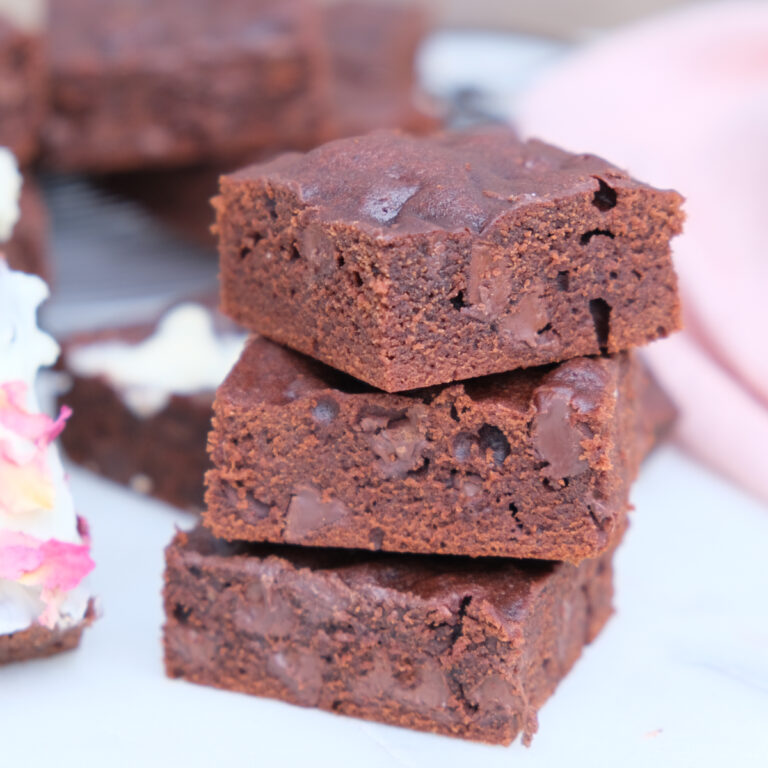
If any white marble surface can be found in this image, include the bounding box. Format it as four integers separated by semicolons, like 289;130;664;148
1;446;766;767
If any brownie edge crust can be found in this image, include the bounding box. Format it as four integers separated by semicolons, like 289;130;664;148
163;527;615;745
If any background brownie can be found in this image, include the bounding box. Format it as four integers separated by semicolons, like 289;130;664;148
59;303;246;512
0;3;47;165
4;177;50;282
216;129;683;391
164;526;615;745
205;337;660;561
43;0;330;172
323;1;439;139
60;364;214;512
98;1;439;249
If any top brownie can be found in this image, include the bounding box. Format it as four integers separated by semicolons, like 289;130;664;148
217;129;683;392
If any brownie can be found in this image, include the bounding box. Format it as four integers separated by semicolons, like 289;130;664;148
0;601;94;666
216;129;683;392
59;366;213;512
4;177;50;282
164;526;615;745
43;0;330;173
58;302;245;512
205;336;661;562
0;7;46;165
323;1;439;139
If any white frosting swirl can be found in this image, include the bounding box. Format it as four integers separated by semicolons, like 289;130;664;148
0;148;22;242
0;260;60;397
0;260;92;636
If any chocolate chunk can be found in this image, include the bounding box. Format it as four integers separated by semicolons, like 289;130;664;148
533;388;586;479
361;184;419;224
298;224;337;277
285;485;350;542
235;582;297;637
266;651;323;706
366;411;428;478
241;495;270;524
467;242;508;318
498;294;549;348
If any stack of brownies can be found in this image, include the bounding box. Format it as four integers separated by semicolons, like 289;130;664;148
163;129;683;745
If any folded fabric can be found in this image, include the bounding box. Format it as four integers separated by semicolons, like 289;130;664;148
517;1;768;503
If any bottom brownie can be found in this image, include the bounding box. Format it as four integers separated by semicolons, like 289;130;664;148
0;602;94;666
164;527;615;745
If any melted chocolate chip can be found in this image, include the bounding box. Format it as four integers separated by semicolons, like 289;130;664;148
266;651;322;706
498;294;548;348
298;224;337;277
466;243;508;317
285;486;350;542
367;411;428;478
533;388;586;479
236;582;297;636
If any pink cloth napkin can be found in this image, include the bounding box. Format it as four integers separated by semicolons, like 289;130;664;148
517;1;768;502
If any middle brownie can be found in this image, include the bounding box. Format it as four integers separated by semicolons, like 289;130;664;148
205;337;661;562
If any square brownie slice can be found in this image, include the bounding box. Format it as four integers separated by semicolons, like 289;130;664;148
205;336;667;562
216;129;683;391
0;3;47;165
43;0;330;172
59;301;246;512
164;525;615;745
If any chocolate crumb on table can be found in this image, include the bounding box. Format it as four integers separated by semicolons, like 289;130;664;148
164;526;616;746
204;336;666;562
216;128;683;392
